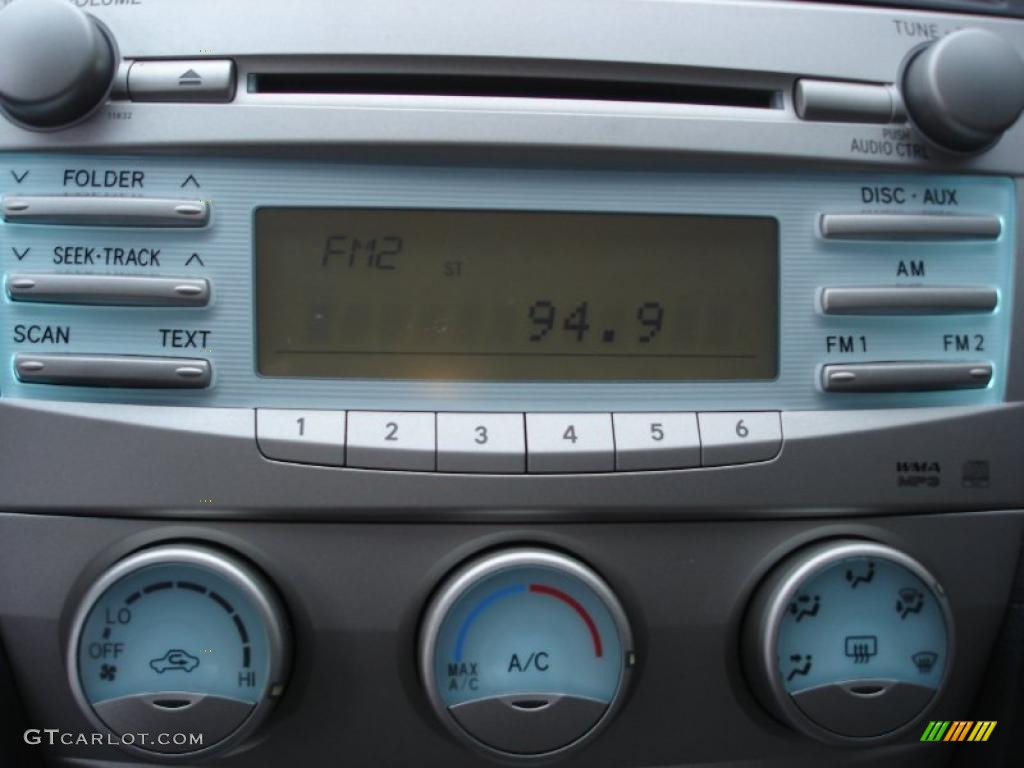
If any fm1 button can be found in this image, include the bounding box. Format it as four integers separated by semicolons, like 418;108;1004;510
256;409;345;466
613;412;700;470
699;411;782;467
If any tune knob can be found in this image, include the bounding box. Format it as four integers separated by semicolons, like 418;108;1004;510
0;0;117;129
902;29;1024;152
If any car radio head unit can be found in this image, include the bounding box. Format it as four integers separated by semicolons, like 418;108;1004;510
0;0;1020;492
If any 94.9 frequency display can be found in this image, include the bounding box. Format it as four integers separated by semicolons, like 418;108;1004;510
255;208;778;381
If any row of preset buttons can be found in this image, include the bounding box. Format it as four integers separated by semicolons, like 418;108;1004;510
256;409;783;473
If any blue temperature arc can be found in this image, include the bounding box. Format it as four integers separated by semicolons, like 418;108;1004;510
453;584;526;662
452;583;604;662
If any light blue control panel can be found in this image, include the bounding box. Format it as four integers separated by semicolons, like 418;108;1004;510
776;556;949;695
76;561;272;706
431;565;625;706
0;154;1015;411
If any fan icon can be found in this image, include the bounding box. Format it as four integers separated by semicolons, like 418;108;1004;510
99;664;117;682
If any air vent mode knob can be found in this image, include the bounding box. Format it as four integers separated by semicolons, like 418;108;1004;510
743;540;952;743
902;28;1024;152
0;0;117;129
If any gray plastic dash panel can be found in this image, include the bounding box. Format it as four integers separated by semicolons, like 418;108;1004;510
819;214;1002;240
14;353;211;388
1;196;209;227
820;286;998;315
822;362;993;392
6;273;209;307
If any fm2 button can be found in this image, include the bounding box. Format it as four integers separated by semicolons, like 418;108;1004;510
699;412;782;467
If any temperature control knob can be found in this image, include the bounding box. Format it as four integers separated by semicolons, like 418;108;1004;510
902;29;1024;152
68;545;290;757
0;0;117;129
419;549;634;758
743;540;952;742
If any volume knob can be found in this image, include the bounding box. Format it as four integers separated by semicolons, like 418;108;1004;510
0;0;117;129
902;28;1024;152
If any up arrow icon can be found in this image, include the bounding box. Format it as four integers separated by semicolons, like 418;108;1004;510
178;69;203;88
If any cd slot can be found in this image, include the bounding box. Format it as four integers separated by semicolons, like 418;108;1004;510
248;72;779;109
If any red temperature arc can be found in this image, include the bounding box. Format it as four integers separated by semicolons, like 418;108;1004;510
528;583;603;658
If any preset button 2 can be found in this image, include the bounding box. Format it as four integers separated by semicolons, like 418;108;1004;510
347;411;436;471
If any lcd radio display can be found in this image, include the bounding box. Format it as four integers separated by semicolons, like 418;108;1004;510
255;209;779;381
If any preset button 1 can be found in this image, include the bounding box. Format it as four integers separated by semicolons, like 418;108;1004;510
256;409;345;466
